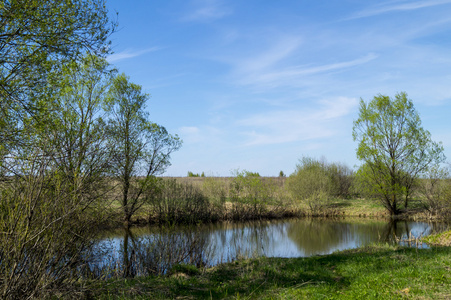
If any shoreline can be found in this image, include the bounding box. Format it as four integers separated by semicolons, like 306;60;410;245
88;243;451;299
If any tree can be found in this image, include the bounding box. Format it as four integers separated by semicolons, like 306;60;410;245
0;0;116;151
0;56;115;299
352;92;445;215
106;74;182;228
0;1;115;295
47;55;115;204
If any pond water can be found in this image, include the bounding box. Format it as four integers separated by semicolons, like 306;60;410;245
90;218;448;277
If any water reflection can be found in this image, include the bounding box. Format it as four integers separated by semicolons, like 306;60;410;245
286;218;434;256
92;218;448;278
92;226;213;278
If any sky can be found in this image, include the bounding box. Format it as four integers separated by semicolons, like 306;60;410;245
105;0;451;176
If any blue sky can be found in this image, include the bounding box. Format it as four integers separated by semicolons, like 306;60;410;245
106;0;451;176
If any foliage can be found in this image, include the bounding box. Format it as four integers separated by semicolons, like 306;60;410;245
327;162;354;198
286;157;333;215
201;177;228;204
422;230;451;246
0;56;113;298
352;92;445;215
106;74;182;227
418;165;451;217
0;173;106;299
187;171;205;177
286;157;353;215
229;170;280;220
148;179;217;225
0;0;116;151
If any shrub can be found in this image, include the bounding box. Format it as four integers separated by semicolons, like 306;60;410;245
286;157;333;215
419;166;451;217
187;171;205;177
202;177;227;204
327;162;354;198
148;179;216;224
228;170;280;220
0;171;108;298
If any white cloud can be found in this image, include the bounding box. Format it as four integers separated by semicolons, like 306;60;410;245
182;0;231;22
179;126;200;135
349;0;451;19
237;36;303;73
237;97;358;146
179;126;202;143
237;53;378;89
107;47;160;63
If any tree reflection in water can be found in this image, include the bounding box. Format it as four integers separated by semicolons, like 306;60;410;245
93;226;213;278
91;219;447;278
286;218;439;255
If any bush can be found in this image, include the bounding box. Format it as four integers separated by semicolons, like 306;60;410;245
286;157;333;215
0;171;108;299
419;166;451;217
148;179;217;224
327;162;354;198
202;177;227;205
228;170;281;220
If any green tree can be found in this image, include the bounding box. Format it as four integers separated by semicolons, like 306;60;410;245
46;55;116;211
0;0;115;295
106;74;182;228
0;0;116;150
0;56;114;298
352;92;445;215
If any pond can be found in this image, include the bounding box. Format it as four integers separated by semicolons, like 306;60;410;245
90;218;449;277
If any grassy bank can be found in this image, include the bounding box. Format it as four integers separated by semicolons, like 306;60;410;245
423;230;451;246
89;244;451;299
103;175;448;229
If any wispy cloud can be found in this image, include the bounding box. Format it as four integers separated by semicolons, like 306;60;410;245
237;97;358;146
237;36;303;73
348;0;451;19
107;47;160;63
178;126;202;143
182;0;232;22
237;52;378;89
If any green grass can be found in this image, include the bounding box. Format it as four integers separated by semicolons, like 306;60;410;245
329;197;387;217
423;230;451;246
89;244;451;299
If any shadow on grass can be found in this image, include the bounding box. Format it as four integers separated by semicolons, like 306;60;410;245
93;246;451;299
329;199;354;209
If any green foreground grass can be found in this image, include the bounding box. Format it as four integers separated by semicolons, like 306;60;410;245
90;244;451;299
